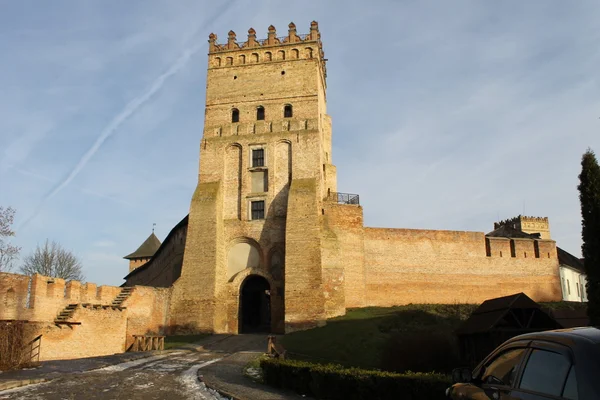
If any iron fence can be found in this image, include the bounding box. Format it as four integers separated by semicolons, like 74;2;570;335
325;191;360;205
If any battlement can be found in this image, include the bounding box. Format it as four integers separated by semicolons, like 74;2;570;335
208;21;321;53
0;272;123;322
207;22;327;79
494;215;551;240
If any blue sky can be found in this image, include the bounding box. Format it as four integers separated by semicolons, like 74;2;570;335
1;1;599;286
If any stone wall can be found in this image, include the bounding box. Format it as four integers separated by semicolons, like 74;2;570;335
124;216;188;288
362;227;561;306
0;272;171;361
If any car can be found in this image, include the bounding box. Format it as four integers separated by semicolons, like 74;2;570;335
446;327;600;400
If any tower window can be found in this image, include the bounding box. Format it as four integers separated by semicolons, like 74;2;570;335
232;108;239;123
251;200;265;220
252;149;264;167
284;104;293;118
257;106;265;121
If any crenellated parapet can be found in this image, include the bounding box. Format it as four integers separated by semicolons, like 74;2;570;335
207;22;326;78
494;215;551;240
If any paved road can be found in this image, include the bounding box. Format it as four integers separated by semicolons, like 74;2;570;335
0;350;229;400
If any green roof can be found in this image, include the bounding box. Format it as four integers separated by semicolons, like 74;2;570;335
124;232;162;259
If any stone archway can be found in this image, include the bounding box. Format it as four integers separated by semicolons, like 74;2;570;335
239;275;271;333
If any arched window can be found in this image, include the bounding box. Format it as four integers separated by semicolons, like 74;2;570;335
214;57;222;67
256;106;265;121
265;52;272;61
232;108;239;123
291;49;299;59
284;104;292;118
239;54;246;64
305;47;313;58
226;57;233;65
277;50;285;60
251;53;259;63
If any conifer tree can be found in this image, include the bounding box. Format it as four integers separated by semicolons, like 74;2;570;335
578;148;600;325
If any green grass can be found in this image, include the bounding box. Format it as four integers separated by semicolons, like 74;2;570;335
164;334;210;349
281;303;478;372
539;301;588;311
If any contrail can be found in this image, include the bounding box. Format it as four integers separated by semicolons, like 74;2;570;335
17;0;237;231
17;43;203;230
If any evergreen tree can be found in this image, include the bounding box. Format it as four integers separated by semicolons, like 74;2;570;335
578;148;600;325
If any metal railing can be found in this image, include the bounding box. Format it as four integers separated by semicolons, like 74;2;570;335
325;191;360;205
26;334;42;364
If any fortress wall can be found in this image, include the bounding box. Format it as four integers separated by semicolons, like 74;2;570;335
321;203;366;316
0;273;30;320
121;286;171;349
24;306;127;361
1;272;171;360
486;237;511;257
1;273;127;322
363;228;561;306
124;219;188;288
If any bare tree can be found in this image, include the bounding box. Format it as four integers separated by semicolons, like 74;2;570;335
0;206;21;272
21;240;84;281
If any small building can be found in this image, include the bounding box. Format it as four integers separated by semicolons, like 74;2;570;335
123;232;161;273
456;292;562;368
557;247;588;302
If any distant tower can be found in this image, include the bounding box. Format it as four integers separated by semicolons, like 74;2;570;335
494;215;551;240
123;232;162;273
169;22;336;334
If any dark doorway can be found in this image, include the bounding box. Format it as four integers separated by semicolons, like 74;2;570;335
239;275;271;333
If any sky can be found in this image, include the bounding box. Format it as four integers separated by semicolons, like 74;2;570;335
1;1;599;286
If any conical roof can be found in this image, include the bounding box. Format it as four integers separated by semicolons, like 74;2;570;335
124;232;161;259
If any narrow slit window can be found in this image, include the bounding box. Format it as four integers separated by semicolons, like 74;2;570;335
251;200;265;220
252;149;264;167
284;104;293;118
257;106;265;121
232;108;239;123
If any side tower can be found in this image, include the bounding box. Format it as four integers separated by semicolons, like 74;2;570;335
123;232;161;273
494;215;551;240
169;22;336;334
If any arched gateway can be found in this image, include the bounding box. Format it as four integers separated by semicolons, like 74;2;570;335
239;275;271;333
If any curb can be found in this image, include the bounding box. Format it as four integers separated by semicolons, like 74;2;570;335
198;375;244;400
0;378;47;392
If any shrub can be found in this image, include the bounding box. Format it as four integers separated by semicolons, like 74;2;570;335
0;321;29;371
260;358;451;400
381;331;460;373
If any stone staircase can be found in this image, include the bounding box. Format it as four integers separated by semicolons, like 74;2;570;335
55;303;79;323
111;287;134;307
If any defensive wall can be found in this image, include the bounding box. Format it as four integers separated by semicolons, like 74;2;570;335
320;202;562;318
0;272;171;361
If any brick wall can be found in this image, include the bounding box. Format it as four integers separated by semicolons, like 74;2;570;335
124;217;188;288
362;228;561;306
1;272;171;361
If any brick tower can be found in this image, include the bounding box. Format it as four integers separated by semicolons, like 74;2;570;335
168;22;338;334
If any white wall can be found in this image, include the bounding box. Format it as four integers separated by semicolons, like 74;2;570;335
559;265;587;302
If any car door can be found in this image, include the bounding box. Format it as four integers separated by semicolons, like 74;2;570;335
509;342;577;400
476;346;529;399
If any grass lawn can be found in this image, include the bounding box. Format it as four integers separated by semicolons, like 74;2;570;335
164;334;210;350
281;304;477;373
280;302;587;373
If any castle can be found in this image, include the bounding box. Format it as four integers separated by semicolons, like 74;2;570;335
1;23;577;361
121;22;564;334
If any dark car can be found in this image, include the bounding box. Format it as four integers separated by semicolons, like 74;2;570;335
446;327;600;400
